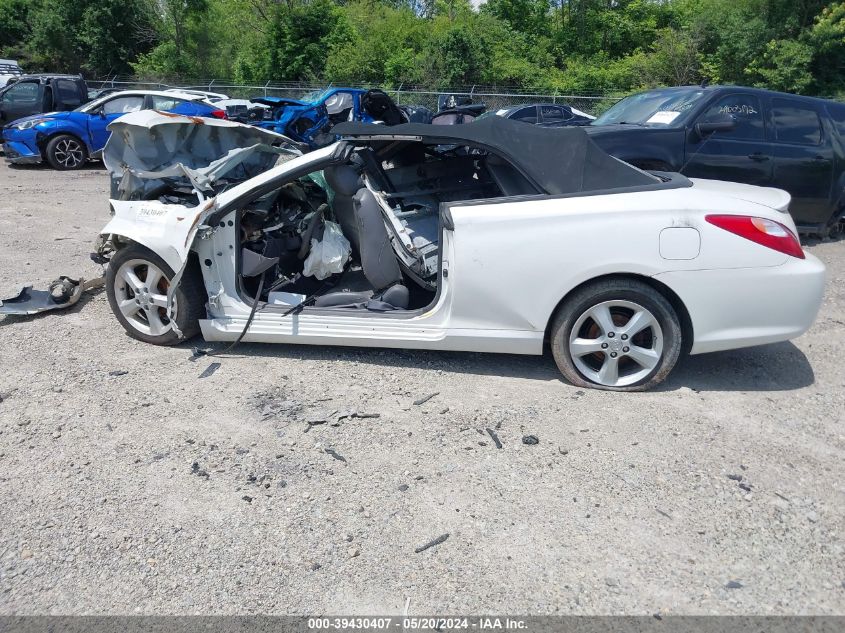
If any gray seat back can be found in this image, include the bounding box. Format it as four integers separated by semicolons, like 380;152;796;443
353;188;403;291
324;164;362;258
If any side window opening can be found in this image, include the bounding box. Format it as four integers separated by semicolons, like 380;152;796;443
1;81;37;104
698;94;765;140
511;106;538;124
542;105;571;122
236;142;534;313
102;96;144;116
772;98;822;145
151;95;183;111
55;79;81;109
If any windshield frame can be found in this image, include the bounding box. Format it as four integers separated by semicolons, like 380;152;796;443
592;88;709;127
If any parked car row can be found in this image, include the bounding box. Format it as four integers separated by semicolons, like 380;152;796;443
1;75;844;234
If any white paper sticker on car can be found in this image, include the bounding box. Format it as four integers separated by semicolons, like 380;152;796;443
646;111;681;124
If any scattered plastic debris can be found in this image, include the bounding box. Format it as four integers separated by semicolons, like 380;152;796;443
199;362;221;378
486;428;503;449
0;276;104;316
725;580;743;589
414;533;450;553
413;392;439;406
522;435;539;445
325;448;347;463
108;370;129;377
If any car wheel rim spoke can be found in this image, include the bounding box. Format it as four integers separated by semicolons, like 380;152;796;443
621;309;655;337
597;355;620;385
118;298;140;318
120;267;144;293
569;299;664;387
570;337;605;356
626;345;660;370
144;307;166;335
586;304;615;336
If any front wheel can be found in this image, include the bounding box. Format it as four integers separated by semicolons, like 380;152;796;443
106;244;206;345
45;134;88;170
550;279;683;391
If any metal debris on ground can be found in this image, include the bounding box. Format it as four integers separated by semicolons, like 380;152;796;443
199;362;222;378
413;392;439;406
655;508;672;519
324;448;347;463
725;580;744;589
190;347;214;361
108;370;129;377
522;435;539;445
414;533;450;553
486;428;503;449
728;474;743;481
0;276;104;316
336;410;381;423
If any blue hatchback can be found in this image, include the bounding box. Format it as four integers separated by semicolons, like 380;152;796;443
1;90;225;169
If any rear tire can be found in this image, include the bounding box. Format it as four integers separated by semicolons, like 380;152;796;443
45;134;88;170
550;279;683;391
106;244;206;345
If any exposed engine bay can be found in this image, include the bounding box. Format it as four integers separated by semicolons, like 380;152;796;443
237;142;530;312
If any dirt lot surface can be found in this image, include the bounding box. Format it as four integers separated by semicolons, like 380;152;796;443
0;160;843;616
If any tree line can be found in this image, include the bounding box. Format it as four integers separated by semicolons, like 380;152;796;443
1;0;843;97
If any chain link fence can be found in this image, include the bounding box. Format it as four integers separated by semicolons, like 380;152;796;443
86;78;625;117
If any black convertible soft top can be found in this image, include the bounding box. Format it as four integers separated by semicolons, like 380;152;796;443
333;116;658;196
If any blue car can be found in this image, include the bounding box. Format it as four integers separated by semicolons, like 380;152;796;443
1;90;226;169
250;87;407;149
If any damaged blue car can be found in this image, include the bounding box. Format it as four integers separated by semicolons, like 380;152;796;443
2;89;225;169
249;87;408;148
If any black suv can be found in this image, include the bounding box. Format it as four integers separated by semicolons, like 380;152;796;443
587;85;845;234
0;75;88;125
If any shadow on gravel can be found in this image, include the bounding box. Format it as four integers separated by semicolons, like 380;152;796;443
196;338;814;392
661;341;814;392
7;162;106;172
197;341;564;382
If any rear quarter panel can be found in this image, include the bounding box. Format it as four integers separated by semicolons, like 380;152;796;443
445;187;790;333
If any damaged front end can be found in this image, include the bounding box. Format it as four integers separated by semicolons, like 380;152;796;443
94;110;302;336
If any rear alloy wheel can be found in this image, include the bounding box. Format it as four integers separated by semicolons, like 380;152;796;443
45;134;88;170
106;244;206;345
551;279;682;391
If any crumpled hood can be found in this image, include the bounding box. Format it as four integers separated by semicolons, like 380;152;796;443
103;110;302;201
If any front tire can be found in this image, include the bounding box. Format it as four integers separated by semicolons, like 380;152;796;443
550;279;683;391
45;134;88;170
106;244;206;345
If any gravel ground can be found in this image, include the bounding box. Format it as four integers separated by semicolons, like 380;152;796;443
0;160;844;616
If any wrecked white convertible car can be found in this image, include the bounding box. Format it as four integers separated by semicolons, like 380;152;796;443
96;111;825;391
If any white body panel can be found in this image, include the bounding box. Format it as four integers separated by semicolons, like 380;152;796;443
99;143;826;358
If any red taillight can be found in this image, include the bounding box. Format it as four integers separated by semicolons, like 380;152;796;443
706;214;804;259
210;109;227;119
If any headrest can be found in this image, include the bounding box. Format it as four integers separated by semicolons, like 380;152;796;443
324;164;361;197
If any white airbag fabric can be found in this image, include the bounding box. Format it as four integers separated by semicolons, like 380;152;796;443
303;221;351;280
